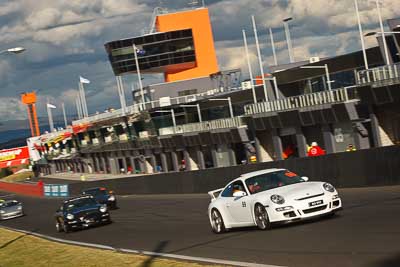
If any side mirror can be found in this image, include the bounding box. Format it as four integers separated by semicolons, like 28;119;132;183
233;191;247;198
302;176;309;182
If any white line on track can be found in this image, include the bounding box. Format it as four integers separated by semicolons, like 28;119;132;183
0;225;285;267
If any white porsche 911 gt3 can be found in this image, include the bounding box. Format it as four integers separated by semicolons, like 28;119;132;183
208;168;342;233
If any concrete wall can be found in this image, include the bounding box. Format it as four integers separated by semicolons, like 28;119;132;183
39;145;400;195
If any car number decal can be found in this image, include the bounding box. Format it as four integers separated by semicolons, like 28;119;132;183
242;201;246;208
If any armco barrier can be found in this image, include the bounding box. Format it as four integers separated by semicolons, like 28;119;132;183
39;145;400;195
0;181;44;197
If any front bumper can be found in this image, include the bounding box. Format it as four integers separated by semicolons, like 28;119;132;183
268;196;342;223
65;213;110;228
0;210;24;220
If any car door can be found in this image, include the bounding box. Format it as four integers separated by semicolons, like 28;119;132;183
226;181;253;224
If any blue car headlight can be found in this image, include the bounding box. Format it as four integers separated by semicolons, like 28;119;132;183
99;206;107;213
66;214;74;220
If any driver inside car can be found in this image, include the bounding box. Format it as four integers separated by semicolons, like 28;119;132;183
248;181;261;194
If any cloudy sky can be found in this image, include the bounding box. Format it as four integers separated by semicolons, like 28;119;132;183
0;0;399;123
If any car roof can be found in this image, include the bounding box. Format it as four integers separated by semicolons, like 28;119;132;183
239;168;287;180
83;187;106;191
64;195;93;203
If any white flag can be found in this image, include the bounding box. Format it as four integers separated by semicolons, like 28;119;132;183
80;76;90;84
47;103;56;109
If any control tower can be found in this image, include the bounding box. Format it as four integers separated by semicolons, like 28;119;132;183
104;8;219;83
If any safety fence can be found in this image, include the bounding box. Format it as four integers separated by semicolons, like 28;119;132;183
158;116;247;136
244;87;357;115
73;86;243;126
357;63;400;86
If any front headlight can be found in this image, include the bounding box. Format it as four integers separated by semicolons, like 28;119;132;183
99;206;107;213
66;214;74;220
17;206;22;210
108;195;115;201
323;183;335;193
271;194;285;205
0;210;5;214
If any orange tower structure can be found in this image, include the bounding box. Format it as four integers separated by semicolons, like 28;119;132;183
156;8;219;82
21;92;40;137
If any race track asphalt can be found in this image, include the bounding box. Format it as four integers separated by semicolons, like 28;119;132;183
1;186;399;267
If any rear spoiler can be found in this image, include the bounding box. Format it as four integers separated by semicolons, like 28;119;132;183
208;188;223;201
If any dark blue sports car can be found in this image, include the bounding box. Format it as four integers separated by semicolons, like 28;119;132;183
82;187;117;209
54;196;111;233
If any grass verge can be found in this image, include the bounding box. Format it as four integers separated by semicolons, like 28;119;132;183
1;171;33;183
0;228;223;267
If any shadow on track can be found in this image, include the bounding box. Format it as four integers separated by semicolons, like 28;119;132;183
140;240;169;267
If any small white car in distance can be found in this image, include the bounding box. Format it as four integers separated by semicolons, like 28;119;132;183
208;168;342;233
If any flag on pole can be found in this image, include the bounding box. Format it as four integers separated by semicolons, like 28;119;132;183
47;103;56;109
79;76;90;84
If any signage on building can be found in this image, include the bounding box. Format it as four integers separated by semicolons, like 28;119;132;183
0;146;30;168
43;184;69;197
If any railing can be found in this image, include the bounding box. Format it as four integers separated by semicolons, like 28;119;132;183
72;86;244;126
357;63;400;86
244;87;357;115
158;116;247;136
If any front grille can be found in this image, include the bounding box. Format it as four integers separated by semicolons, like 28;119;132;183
303;205;327;214
296;193;324;201
75;210;99;219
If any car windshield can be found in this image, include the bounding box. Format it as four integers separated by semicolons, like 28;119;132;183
245;170;305;194
83;189;107;196
65;197;97;211
0;200;19;208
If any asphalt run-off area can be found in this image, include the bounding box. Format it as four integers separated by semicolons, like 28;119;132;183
1;186;400;267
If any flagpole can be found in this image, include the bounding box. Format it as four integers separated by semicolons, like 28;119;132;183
75;97;82;119
47;98;54;132
133;44;145;110
62;102;67;128
116;76;127;116
79;81;88;117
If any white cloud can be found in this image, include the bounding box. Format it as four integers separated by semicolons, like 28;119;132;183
0;98;27;120
0;0;400;123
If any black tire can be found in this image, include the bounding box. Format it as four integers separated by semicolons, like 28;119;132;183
62;221;70;233
210;209;226;234
254;204;271;230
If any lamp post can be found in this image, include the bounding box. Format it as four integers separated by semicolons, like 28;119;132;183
179;104;202;122
269;28;278;66
209;97;234;118
300;64;332;91
283;17;295;63
373;0;390;65
0;47;25;55
354;0;369;70
251;15;268;101
242;29;257;104
156;109;176;127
